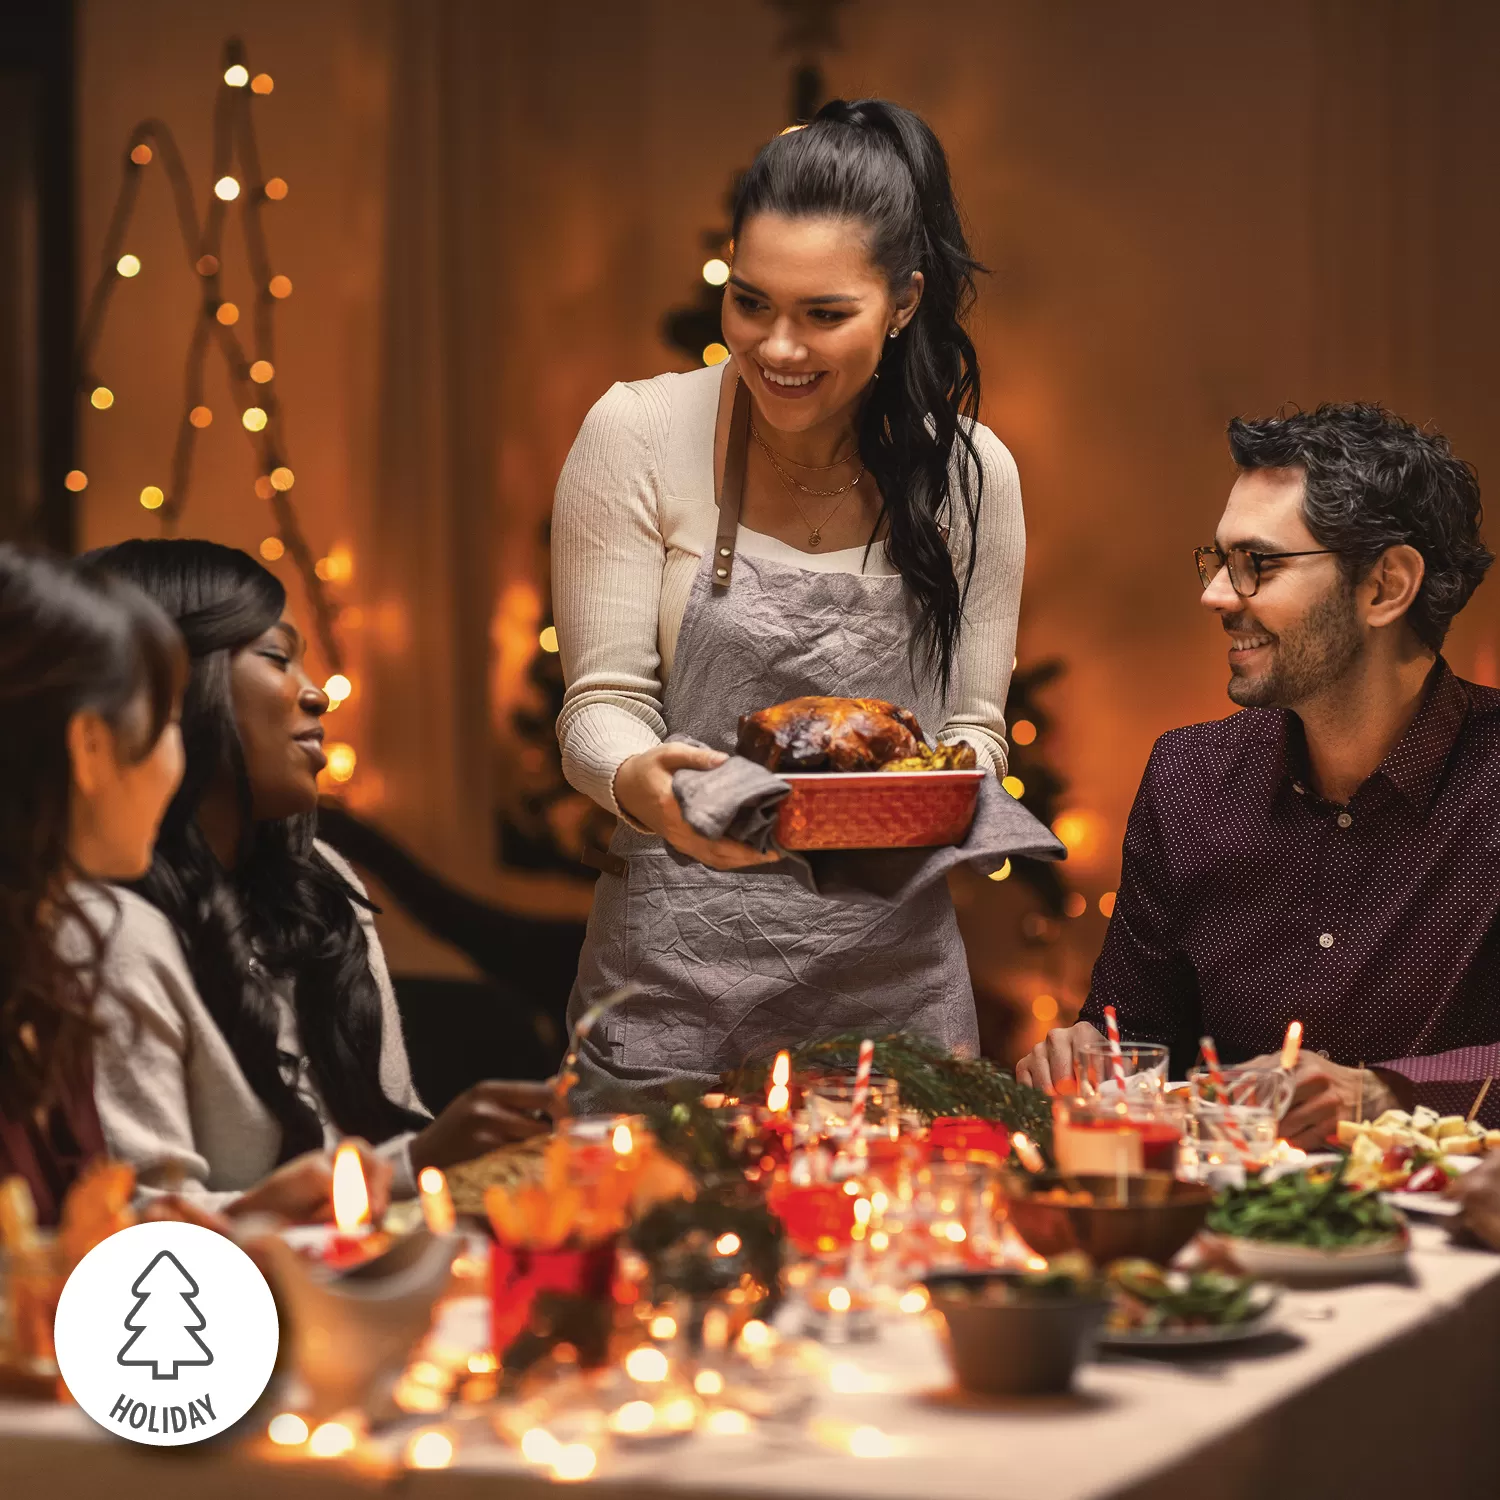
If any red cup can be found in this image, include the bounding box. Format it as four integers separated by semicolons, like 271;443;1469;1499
488;1238;618;1362
766;1180;858;1256
929;1116;1011;1161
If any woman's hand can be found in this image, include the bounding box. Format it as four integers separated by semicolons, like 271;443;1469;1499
614;743;782;871
409;1080;556;1171
224;1139;394;1225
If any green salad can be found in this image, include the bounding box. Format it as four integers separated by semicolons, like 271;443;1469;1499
1105;1260;1268;1333
1206;1167;1402;1248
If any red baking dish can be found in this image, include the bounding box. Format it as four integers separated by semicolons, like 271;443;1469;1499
774;769;985;851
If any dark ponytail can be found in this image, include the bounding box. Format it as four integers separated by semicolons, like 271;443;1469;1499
731;98;986;696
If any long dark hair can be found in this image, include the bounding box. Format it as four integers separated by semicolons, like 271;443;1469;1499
732;98;986;695
90;538;424;1159
0;545;183;1114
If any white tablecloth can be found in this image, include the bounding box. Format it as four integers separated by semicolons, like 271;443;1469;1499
4;1223;1498;1499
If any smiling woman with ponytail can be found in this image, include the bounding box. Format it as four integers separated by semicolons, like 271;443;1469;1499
553;100;1026;1101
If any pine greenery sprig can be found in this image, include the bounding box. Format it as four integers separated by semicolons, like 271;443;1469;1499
725;1031;1053;1146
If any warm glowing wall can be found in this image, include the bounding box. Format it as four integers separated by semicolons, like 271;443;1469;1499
78;1;1500;986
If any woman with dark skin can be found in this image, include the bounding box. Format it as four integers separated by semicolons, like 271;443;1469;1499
84;540;550;1210
0;546;390;1225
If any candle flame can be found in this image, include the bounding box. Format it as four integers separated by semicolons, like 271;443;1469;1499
772;1050;790;1087
331;1142;370;1232
611;1123;634;1155
767;1051;791;1112
418;1166;455;1234
1280;1019;1304;1071
1012;1131;1046;1173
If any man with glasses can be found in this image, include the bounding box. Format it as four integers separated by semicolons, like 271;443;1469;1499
1018;404;1499;1146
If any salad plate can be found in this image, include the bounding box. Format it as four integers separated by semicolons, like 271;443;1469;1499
1098;1262;1281;1347
1097;1305;1282;1348
1202;1230;1409;1282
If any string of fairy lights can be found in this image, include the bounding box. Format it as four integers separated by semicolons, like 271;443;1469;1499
73;39;358;786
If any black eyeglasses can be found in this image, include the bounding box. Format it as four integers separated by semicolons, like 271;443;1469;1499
1194;544;1336;598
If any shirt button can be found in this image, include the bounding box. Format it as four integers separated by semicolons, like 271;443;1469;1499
1336;812;1353;829
1319;932;1335;949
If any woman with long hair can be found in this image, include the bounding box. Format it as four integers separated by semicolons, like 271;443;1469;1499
553;100;1025;1099
85;538;552;1209
0;546;184;1223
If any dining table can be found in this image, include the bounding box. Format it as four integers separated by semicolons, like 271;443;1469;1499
2;1219;1497;1500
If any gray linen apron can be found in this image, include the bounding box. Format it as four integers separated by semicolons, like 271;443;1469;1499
566;374;980;1105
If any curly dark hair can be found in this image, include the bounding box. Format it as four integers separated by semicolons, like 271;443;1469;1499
0;545;183;1114
1227;403;1492;650
90;539;426;1161
732;98;986;697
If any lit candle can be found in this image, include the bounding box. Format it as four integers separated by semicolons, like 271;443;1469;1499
418;1166;455;1235
322;1142;386;1269
767;1050;791;1114
1280;1020;1304;1072
1011;1131;1045;1173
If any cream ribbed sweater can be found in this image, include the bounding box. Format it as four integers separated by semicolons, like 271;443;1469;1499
73;845;426;1210
552;364;1027;814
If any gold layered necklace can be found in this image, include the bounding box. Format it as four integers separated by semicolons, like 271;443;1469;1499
749;422;866;549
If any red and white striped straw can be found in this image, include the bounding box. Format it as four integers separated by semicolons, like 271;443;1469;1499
1101;1006;1128;1091
1199;1035;1253;1163
848;1038;876;1141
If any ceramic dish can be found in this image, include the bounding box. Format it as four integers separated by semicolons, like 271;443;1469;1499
1099;1284;1281;1348
775;769;984;850
1202;1226;1410;1282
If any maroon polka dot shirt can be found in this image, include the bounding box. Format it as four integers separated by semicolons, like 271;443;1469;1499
1080;660;1500;1125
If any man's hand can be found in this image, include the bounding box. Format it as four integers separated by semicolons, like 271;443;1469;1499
1240;1053;1402;1148
1015;1022;1105;1094
615;744;783;871
1449;1151;1500;1251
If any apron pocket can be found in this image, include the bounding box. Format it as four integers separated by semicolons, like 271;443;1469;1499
623;851;966;1074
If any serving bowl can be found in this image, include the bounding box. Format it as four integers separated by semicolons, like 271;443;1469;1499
999;1171;1213;1265
774;769;984;850
925;1270;1106;1396
1200;1228;1410;1283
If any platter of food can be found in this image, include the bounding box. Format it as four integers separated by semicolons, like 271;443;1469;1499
1097;1260;1281;1348
1338;1104;1498;1195
1202;1166;1410;1282
738;696;984;850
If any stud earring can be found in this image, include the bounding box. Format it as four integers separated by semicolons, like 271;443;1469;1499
888;327;900;339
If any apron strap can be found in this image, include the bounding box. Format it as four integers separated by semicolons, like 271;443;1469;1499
712;373;751;590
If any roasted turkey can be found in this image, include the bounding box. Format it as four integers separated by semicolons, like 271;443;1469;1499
736;695;975;773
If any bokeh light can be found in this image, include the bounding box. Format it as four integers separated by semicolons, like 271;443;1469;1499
214;175;241;201
139;485;165;510
259;536;285;561
702;342;729;366
116;254;141;278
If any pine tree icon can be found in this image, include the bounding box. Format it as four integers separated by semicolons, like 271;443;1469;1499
117;1251;214;1380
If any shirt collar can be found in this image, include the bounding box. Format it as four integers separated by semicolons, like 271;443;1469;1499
1271;658;1468;812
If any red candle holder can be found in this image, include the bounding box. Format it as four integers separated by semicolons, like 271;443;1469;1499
488;1237;619;1365
928;1116;1012;1163
766;1180;857;1257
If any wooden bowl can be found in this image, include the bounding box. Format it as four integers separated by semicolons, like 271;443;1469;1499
926;1271;1107;1396
1000;1171;1213;1265
774;769;984;850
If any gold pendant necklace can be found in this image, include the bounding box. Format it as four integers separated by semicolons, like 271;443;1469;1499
765;457;854;547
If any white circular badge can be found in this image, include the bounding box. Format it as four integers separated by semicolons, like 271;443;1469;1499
54;1220;279;1446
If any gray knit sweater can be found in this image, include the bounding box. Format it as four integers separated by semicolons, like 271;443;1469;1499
74;843;427;1209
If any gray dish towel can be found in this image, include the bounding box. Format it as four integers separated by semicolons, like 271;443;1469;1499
670;743;1065;907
